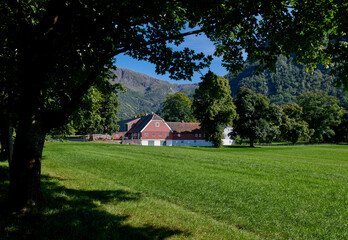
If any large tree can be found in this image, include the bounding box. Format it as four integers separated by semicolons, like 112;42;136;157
158;92;195;122
192;71;236;148
297;91;343;142
1;0;347;210
280;103;312;144
232;88;274;147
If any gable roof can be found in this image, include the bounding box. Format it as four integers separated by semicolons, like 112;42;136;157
117;118;140;132
166;122;202;134
128;113;166;133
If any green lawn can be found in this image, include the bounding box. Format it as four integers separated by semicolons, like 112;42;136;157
1;143;347;239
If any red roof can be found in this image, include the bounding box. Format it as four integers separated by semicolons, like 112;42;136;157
128;113;165;133
166;122;202;133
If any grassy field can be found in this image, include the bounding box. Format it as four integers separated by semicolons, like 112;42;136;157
0;143;347;239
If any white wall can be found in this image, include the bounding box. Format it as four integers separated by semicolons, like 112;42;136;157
141;140;167;146
139;127;234;147
222;127;234;145
172;140;213;147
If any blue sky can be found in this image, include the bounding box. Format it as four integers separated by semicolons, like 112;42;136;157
114;33;229;84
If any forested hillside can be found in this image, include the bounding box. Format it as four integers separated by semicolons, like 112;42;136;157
225;56;348;107
110;68;197;119
113;58;347;119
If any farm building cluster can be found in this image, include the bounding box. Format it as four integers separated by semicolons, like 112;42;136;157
112;113;233;146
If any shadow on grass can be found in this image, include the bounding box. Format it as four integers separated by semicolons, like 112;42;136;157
0;165;187;239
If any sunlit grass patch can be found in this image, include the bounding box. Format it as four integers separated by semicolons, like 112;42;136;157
1;143;347;239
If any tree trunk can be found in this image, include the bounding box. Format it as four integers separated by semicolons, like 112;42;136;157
250;138;255;147
0;123;13;164
9;118;46;211
8;127;13;165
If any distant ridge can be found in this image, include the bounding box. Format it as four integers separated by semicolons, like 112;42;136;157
111;68;198;119
225;56;348;106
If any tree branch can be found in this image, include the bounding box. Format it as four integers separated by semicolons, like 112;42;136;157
110;29;205;57
6;0;29;27
42;63;106;130
39;0;69;36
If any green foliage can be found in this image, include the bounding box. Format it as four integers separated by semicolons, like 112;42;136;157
265;104;283;143
280;103;312;144
50;82;122;137
232;88;280;147
297;91;343;142
225;56;348;106
158;92;195;122
193;71;236;148
331;111;348;142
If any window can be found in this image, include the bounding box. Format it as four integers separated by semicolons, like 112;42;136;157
178;134;181;137
116;134;119;137
159;133;162;137
145;133;149;136
195;134;198;137
199;134;201;137
166;133;169;137
152;132;156;136
155;122;160;127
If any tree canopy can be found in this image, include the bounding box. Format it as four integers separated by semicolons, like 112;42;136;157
232;87;275;147
158;93;195;122
280;103;312;144
193;71;236;148
50;82;122;138
1;0;347;210
297;91;343;142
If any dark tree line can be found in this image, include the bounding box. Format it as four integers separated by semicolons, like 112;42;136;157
158;83;347;148
231;88;347;146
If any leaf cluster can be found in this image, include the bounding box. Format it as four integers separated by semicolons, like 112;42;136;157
280;103;312;144
297;90;343;142
232;87;275;146
158;92;195;122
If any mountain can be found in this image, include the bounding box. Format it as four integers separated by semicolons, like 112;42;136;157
110;68;198;119
225;56;348;107
112;57;348;119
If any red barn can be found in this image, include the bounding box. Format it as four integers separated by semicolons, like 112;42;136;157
117;113;230;146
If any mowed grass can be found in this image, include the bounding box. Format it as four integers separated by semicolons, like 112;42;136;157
1;143;347;239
